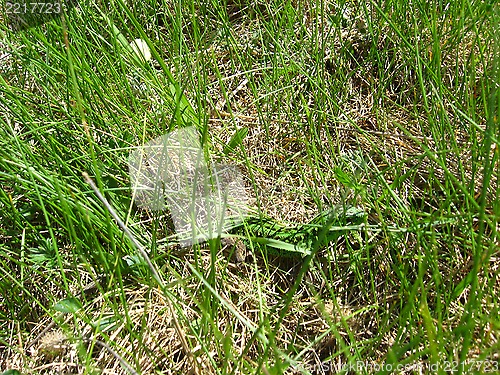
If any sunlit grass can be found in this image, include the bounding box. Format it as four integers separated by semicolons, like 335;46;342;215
0;0;499;374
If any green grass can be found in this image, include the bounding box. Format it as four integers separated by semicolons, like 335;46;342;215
0;0;499;374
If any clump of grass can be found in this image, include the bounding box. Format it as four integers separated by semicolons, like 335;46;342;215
1;0;499;374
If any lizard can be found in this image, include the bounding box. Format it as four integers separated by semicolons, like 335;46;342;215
219;205;367;261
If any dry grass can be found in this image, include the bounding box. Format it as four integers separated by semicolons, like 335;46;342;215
1;0;498;374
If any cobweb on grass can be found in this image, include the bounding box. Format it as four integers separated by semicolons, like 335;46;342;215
128;126;249;246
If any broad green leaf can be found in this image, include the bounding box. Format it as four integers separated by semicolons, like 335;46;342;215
223;128;248;155
92;315;121;333
54;297;82;314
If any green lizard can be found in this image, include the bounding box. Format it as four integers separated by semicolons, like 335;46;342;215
222;205;367;259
